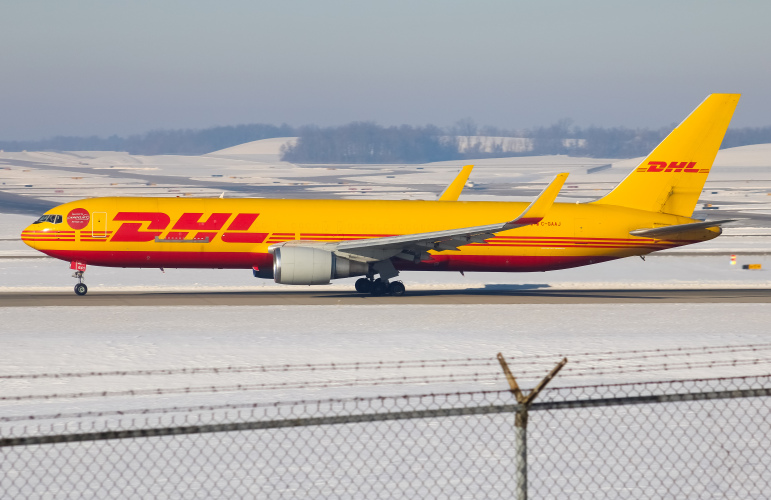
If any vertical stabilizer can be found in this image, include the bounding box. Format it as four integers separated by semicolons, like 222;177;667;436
593;94;740;217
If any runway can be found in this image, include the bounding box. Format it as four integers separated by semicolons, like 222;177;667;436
2;287;771;307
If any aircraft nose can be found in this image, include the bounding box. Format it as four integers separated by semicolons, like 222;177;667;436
21;224;40;249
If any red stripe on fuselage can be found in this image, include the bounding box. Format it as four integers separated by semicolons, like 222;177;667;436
38;249;618;273
221;233;268;244
300;233;396;238
470;243;673;250
22;230;75;234
510;217;543;225
21;238;76;242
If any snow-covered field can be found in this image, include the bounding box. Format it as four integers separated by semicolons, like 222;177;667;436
2;303;771;418
3;142;771;207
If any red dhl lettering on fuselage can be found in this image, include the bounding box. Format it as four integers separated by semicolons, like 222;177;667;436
109;212;268;243
635;161;709;173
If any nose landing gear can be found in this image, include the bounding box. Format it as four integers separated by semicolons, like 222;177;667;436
71;260;88;296
73;271;88;296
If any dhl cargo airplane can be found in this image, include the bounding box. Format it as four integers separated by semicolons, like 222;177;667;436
22;94;739;296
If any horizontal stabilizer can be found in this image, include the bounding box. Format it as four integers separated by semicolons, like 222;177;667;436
506;173;568;227
630;219;735;238
438;165;474;201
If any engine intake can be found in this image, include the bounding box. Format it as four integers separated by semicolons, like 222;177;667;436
273;246;369;285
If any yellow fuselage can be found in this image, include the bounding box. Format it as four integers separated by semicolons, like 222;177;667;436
22;197;719;273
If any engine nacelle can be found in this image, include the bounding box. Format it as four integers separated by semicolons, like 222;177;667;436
273;246;369;285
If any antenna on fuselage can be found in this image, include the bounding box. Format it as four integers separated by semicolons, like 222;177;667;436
219;192;225;199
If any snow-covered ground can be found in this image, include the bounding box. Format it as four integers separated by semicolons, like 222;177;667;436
3;142;771;207
4;302;767;500
1;303;771;419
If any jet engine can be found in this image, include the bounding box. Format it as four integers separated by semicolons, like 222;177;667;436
273;246;369;285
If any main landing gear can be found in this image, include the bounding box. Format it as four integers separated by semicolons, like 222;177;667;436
73;271;88;296
355;277;406;297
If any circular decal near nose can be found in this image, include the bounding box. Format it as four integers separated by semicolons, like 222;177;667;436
67;208;90;229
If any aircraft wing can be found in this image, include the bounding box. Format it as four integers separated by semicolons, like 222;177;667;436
630;219;736;238
333;173;569;262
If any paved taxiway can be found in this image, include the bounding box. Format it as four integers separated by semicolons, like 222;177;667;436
3;288;771;307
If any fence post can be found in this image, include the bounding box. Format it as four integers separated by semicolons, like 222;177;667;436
514;407;528;499
498;353;567;500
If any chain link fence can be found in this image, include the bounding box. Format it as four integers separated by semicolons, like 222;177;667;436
2;374;770;499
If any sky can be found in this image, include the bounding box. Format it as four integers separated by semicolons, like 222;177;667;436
1;0;770;140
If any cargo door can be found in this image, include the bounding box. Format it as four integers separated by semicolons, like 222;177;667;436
92;212;107;238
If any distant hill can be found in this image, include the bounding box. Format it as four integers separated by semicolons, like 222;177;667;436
2;121;770;163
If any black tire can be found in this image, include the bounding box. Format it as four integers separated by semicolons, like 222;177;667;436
74;283;88;296
355;278;372;293
388;281;406;296
370;279;388;296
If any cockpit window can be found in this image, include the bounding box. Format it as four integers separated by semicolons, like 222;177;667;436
33;214;62;224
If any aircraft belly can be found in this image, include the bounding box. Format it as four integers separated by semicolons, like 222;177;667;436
396;254;618;273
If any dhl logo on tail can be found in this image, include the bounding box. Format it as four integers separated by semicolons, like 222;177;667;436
635;161;710;173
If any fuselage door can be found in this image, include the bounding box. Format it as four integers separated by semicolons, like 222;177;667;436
92;212;107;238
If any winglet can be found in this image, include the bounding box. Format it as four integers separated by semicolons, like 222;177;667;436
438;165;474;201
506;173;568;227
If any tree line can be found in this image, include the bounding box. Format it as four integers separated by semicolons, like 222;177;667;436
281;123;458;163
0;124;295;156
2;121;771;162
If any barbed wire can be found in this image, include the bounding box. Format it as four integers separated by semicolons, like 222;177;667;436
3;355;771;403
507;342;771;362
3;343;770;381
0;357;496;380
569;346;767;365
562;357;771;377
3;372;771;425
0;389;513;423
0;372;503;402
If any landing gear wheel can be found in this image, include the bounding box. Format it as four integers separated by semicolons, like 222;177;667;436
388;281;406;296
355;278;373;294
370;279;388;296
74;283;88;296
